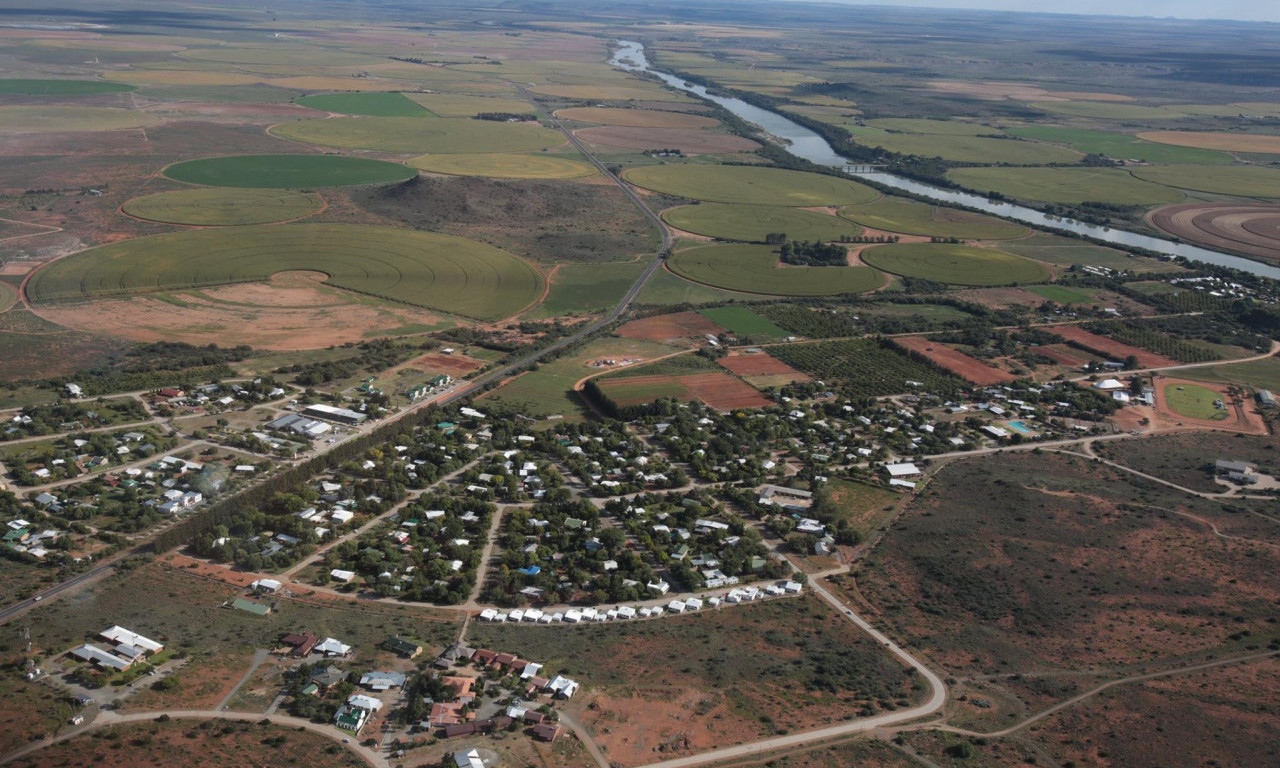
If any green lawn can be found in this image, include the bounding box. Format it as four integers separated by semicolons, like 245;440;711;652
296;91;430;117
861;243;1051;286
164;154;415;188
1163;382;1229;420
699;305;789;337
1005;126;1231;164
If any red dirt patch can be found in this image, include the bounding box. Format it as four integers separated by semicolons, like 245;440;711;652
618;311;724;342
893;336;1016;385
718;351;811;388
1050;325;1177;368
1037;343;1092;367
575;126;761;155
679;371;772;409
401;353;484;376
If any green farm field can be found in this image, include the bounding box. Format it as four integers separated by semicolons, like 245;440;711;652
1185;355;1280;392
407;152;595;179
699;305;788;337
271;116;565;153
164;154;415;188
996;233;1182;273
663;203;861;242
669;244;884;296
839;198;1029;240
1004;126;1231;164
0;105;153;132
0;281;16;313
947;167;1184;206
636;267;766;306
861;243;1051;286
555;106;719;128
407;93;536;117
1024;284;1095;304
843;125;1079;164
295;91;429;116
0;78;135;94
121;188;325;225
179;46;382;67
1129;164;1280;198
623;165;879;206
1030;101;1184;119
27;224;543;321
864;118;992;135
1163;382;1229;420
530;261;648;318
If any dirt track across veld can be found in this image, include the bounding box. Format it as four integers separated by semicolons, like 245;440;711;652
1148;202;1280;263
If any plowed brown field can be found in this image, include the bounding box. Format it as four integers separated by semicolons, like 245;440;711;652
893;336;1016;385
1051;325;1177;368
618;311;724;341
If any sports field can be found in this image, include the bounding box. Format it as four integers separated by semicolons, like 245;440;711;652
1163;382;1229;420
0;78;134;94
270;116;564;153
1031;101;1183;119
295;92;429;117
839;198;1029;240
555;107;719;129
27;224;542;321
698;305;788;337
662;203;861;242
668;244;883;296
0;106;154;132
843;125;1079;164
407;153;595;179
1129;165;1280;198
623;165;879;206
860;243;1051;286
164;155;415;188
1137;131;1280;155
947;167;1184;206
1004;126;1231;164
121;188;325;226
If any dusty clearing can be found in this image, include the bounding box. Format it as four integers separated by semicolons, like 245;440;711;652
398;352;484;376
576;126;760;154
893;336;1016;385
948;286;1051;308
618;311;724;342
1050;325;1177;368
1148;202;1280;264
34;274;449;350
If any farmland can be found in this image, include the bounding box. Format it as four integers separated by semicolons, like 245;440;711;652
555;106;720;128
698;305;788;337
718;351;811;387
0;78;135;94
668;244;884;295
0;106;154;132
406;93;535;117
1137;130;1280;155
1024;284;1095;303
841;124;1080;164
1148;203;1280;263
860;243;1051;286
1163;381;1229;420
1129;164;1280;198
294;91;430;116
623;165;879;206
770;338;966;398
1031;101;1183;119
1050;325;1178;368
996;232;1181;273
663;203;862;242
1004;125;1231;164
596;371;771;410
121;188;324;226
163;155;415;188
407;152;595;179
839;198;1029;240
576;125;760;154
946;167;1184;206
531;261;648;317
26;224;543;321
891;336;1016;385
270;116;565;154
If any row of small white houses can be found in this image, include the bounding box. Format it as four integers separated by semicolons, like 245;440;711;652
477;581;803;624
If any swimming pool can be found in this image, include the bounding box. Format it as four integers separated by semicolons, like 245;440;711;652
1006;420;1035;434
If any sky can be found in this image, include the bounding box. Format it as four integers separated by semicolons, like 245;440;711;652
818;0;1280;23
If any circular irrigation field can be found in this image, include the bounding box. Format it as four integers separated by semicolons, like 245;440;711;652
27;224;543;321
407;153;596;179
270;116;565;154
623;165;879;206
1129;164;1280;198
668;244;884;296
839;198;1030;240
1148;202;1280;263
122;188;325;226
860;243;1051;286
555;107;719;129
164;155;415;188
0;281;16;313
662;203;861;242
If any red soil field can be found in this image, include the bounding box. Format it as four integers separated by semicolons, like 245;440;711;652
718;352;811;381
1037;343;1091;367
406;353;484;376
1148;202;1280;264
618;310;724;341
1051;325;1177;368
893;336;1016;385
602;372;770;410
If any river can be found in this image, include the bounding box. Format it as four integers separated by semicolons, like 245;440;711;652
609;40;1280;280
